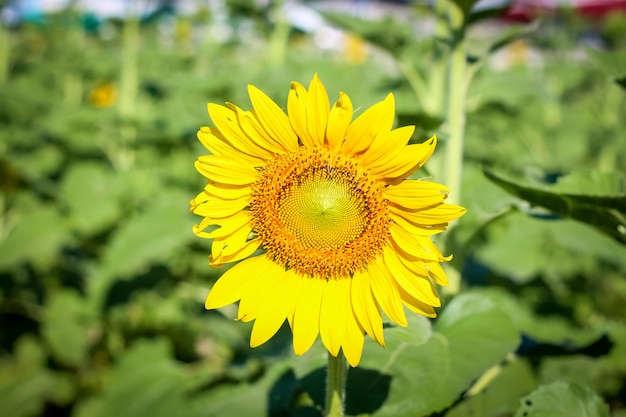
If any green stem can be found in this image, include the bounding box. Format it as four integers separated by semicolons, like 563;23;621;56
119;14;139;120
325;350;348;417
444;10;466;209
398;55;427;111
268;0;289;68
442;0;468;295
0;21;8;84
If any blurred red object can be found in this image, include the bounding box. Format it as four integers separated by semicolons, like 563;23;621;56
500;0;626;21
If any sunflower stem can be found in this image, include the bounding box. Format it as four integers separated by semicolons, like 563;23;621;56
325;350;348;417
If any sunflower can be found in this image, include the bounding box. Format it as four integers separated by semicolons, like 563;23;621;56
191;74;465;367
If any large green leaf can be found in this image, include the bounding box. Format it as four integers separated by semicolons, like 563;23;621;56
513;382;610;417
290;292;521;417
96;188;193;279
73;339;196;417
445;358;536;417
482;168;626;244
41;289;96;366
320;12;412;56
0;205;68;270
585;47;626;90
193;359;295;417
0;337;56;417
59;162;123;236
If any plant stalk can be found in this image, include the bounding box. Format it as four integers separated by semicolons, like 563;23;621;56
442;0;468;295
325;350;348;417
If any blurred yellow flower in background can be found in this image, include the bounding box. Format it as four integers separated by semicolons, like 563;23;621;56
88;81;118;108
191;74;465;367
343;33;368;64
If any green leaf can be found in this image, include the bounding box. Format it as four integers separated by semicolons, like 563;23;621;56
97;188;193;280
514;382;610;417
446;358;536;417
193;360;295;417
482;168;626;244
449;0;483;19
319;292;521;417
467;23;538;63
59;162;122;235
585;47;626;90
0;337;56;417
0;205;68;270
320;12;412;56
73;339;195;417
41;289;96;366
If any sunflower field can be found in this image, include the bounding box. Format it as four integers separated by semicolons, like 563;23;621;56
1;0;625;416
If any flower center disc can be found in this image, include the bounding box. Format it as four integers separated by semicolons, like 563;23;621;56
279;173;366;250
250;147;390;278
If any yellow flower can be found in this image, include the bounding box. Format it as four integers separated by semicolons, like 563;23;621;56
191;74;465;367
88;82;117;108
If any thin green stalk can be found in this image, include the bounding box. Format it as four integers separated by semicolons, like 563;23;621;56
117;11;140;170
325;350;348;417
268;0;289;68
0;22;8;83
444;5;466;210
398;55;428;111
119;14;139;120
442;0;468;295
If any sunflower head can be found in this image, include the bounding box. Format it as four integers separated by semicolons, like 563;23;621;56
191;74;466;367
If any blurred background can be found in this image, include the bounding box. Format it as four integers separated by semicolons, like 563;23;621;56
0;0;625;416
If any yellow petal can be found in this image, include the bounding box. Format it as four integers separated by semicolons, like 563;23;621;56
389;240;430;277
383;180;449;208
205;255;268;309
427;261;449;286
351;269;385;346
190;195;249;219
342;310;365;367
207;104;274;162
228;103;286;156
320;278;351;356
388;237;451;284
370;136;436;181
210;238;261;267
220;222;255;257
369;258;407;327
389;212;446;236
391;204;467;226
326;92;353;150
389;222;444;262
360;125;414;168
250;271;298;347
189;183;252;206
248;84;298;152
237;259;285;321
398;285;437;318
383;245;441;307
306;74;330;147
203;183;251;201
197;127;262;166
287;81;314;147
192;211;250;239
290;274;325;355
211;237;224;259
343;93;395;156
195;155;257;185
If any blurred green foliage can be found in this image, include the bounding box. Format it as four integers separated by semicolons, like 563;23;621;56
0;1;625;416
